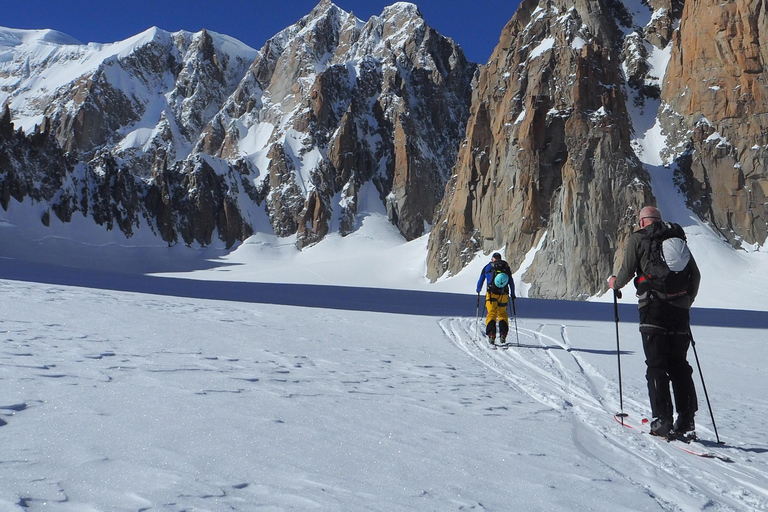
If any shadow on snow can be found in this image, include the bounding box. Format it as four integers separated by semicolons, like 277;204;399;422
1;258;766;330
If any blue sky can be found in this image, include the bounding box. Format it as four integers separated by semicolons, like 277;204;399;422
2;1;521;64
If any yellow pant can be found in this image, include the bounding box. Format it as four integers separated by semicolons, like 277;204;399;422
485;292;509;337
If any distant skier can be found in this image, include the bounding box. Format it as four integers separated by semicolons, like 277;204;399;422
608;206;701;437
477;252;515;346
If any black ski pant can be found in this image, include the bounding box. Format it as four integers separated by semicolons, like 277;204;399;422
639;300;698;420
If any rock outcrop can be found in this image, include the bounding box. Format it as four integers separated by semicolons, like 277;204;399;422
0;105;253;247
661;0;768;248
426;0;653;299
198;0;476;247
0;105;73;215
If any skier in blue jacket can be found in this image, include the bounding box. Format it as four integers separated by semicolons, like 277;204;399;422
477;253;515;345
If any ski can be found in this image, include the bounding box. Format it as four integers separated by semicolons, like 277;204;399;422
613;414;733;463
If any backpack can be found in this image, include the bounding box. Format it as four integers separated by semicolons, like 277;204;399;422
488;260;512;294
635;222;693;300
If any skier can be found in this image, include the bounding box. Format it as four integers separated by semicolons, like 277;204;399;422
477;252;515;346
608;206;701;437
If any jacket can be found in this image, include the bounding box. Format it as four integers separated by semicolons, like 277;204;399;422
477;261;515;297
614;222;701;309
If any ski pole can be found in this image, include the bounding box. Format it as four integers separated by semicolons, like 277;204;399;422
511;297;520;346
614;289;627;423
689;327;722;444
476;293;481;342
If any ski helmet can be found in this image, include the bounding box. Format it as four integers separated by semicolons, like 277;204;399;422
494;273;509;288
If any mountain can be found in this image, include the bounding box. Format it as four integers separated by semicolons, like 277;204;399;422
1;25;261;247
426;0;768;299
0;1;476;250
197;1;475;247
427;0;652;299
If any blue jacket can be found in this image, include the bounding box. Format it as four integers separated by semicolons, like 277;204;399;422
477;261;515;296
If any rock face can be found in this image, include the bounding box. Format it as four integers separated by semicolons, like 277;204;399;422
0;105;73;216
426;0;654;299
0;105;254;247
0;2;475;250
1;26;260;248
198;0;475;247
661;0;768;248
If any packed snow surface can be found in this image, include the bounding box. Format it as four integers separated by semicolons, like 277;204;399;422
1;208;768;511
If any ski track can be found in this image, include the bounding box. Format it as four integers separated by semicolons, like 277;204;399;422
439;316;768;511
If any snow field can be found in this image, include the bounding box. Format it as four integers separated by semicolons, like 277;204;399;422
1;273;767;511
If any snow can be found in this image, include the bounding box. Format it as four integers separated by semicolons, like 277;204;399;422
0;27;82;48
529;37;555;60
646;42;672;84
2;201;768;510
571;35;586;50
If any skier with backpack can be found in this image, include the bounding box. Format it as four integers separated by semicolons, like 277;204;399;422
477;252;515;346
608;206;701;437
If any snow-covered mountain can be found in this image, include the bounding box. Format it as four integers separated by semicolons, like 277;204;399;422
0;1;475;250
1;25;256;161
196;1;475;247
0;25;263;247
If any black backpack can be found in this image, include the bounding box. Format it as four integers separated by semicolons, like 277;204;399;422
635;222;693;300
488;260;512;294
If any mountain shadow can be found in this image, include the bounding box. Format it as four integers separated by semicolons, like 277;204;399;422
0;258;765;329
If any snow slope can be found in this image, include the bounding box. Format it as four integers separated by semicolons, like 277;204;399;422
1;246;767;510
2;186;768;510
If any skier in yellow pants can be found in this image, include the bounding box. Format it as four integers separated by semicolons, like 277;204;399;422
476;253;515;346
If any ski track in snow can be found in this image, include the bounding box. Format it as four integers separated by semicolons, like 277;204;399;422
439;316;768;511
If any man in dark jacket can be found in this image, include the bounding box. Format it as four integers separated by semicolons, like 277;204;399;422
477;252;515;345
609;206;701;437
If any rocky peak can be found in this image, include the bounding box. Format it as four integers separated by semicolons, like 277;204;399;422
195;2;475;247
644;0;683;48
380;2;421;22
1;5;474;252
426;0;653;299
0;104;13;138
